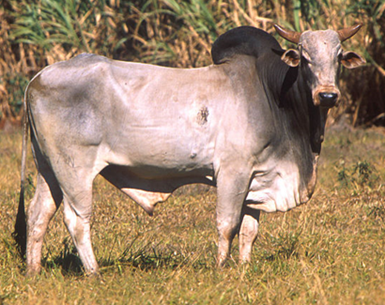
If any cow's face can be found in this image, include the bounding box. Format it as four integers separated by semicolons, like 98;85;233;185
275;24;366;108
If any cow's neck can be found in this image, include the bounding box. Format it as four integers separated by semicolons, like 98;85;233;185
275;66;327;201
289;67;327;155
255;57;325;156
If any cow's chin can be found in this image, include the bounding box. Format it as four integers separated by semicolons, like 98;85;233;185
313;86;340;108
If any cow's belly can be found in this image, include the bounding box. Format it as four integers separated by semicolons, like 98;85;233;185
103;127;215;179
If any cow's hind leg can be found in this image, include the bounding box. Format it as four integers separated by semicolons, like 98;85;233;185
238;207;260;263
43;143;104;275
61;179;99;276
27;171;63;276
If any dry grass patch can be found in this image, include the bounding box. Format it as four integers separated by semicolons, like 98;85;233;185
1;127;385;304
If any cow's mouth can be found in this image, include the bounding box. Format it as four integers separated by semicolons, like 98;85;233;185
313;87;340;108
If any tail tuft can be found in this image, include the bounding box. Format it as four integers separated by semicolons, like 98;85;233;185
12;188;27;259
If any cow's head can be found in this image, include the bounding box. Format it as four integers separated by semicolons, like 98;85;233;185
274;24;366;108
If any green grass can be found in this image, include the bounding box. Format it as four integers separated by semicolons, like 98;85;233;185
1;127;385;304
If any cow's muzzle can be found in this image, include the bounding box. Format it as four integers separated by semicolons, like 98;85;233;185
319;92;338;107
314;87;340;108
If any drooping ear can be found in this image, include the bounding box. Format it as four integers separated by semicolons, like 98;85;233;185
341;51;366;69
281;49;301;67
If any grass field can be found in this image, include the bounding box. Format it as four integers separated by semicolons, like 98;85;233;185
1;126;385;304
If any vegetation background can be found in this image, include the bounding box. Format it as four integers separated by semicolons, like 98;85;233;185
0;0;385;129
1;0;385;304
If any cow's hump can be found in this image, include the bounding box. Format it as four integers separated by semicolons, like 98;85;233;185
211;26;283;64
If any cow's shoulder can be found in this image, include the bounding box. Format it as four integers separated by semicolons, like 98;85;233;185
211;27;296;107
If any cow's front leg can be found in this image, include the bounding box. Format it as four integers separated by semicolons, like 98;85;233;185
239;206;260;263
216;167;251;267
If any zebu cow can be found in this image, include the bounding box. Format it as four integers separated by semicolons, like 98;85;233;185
14;24;365;275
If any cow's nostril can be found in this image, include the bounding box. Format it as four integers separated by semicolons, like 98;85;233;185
319;92;337;100
318;92;338;107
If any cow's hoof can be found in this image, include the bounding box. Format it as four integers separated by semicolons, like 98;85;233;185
25;267;41;278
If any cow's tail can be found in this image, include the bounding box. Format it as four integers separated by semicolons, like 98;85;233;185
12;86;29;259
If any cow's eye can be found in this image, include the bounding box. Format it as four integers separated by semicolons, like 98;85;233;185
301;55;313;68
301;50;312;65
337;51;343;61
302;56;311;65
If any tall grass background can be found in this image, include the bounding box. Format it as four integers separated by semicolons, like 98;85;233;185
0;0;384;127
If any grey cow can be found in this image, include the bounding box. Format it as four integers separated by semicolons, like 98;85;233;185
14;24;365;276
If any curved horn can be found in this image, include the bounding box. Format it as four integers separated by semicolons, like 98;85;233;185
274;24;301;44
337;23;363;42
